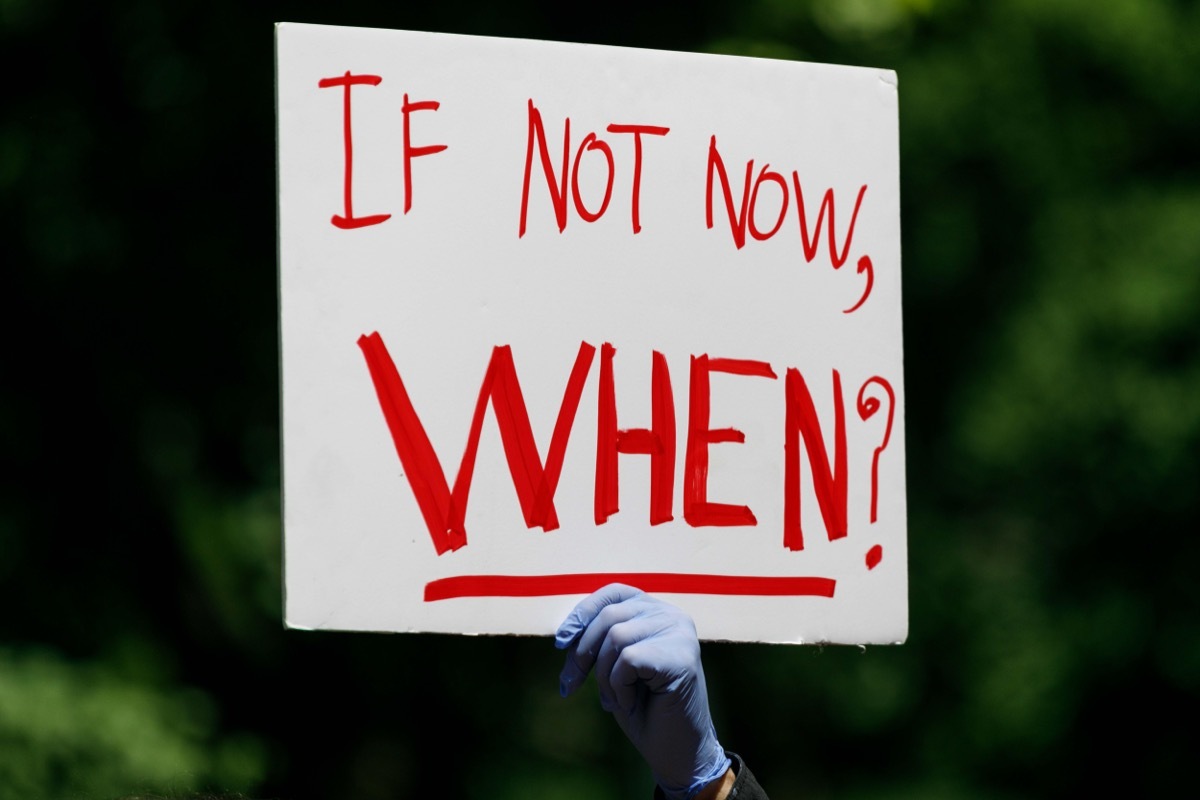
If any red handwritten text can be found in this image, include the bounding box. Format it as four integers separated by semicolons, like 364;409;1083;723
359;333;894;556
706;135;874;312
318;72;391;229
519;100;669;236
401;93;448;214
318;72;446;228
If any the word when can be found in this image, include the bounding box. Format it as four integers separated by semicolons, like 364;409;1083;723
358;332;895;557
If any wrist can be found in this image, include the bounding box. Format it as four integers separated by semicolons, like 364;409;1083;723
673;747;731;800
693;767;736;800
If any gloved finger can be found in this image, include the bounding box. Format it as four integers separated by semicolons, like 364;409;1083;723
557;644;593;698
554;583;643;650
593;614;656;711
609;636;674;714
560;596;647;697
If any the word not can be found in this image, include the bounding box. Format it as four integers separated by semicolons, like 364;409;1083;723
318;71;447;229
520;100;670;236
358;332;895;557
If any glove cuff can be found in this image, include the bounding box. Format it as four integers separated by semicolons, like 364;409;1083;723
655;737;732;800
684;749;733;800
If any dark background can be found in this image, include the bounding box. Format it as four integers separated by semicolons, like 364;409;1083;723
3;1;1198;797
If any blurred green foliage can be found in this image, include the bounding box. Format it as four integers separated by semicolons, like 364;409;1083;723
2;0;1196;798
0;647;264;798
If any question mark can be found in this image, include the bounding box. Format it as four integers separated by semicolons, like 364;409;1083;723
857;375;895;553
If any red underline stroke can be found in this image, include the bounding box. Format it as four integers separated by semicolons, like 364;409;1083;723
424;573;836;601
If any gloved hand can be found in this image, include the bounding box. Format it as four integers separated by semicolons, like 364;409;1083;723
555;584;732;800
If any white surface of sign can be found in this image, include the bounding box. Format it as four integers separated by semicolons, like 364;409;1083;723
276;22;907;644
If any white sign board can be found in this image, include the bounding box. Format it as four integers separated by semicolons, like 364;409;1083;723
276;22;907;644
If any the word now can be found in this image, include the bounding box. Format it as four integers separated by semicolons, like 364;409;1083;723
358;333;895;557
706;136;875;313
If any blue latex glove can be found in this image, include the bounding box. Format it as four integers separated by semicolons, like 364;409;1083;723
555;584;732;800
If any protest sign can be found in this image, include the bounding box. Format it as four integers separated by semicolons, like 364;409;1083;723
276;22;906;643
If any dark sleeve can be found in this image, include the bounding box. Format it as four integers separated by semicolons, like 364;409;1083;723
724;752;768;800
651;752;768;800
